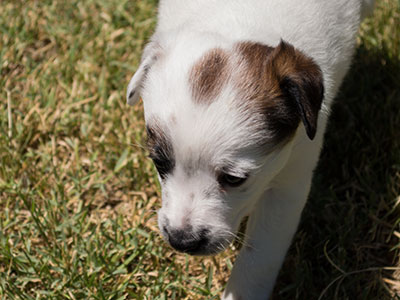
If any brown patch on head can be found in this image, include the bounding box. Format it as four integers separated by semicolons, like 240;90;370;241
189;48;230;104
234;42;278;99
233;40;324;142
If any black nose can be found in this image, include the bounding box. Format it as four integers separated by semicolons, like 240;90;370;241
163;226;209;254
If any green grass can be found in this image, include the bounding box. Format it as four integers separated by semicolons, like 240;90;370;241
0;0;399;299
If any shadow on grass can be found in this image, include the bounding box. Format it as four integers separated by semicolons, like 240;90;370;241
273;44;400;299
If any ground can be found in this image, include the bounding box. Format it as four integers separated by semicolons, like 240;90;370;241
0;0;399;299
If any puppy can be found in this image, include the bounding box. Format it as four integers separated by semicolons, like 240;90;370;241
126;0;374;298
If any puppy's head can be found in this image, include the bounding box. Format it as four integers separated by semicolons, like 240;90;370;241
127;36;323;255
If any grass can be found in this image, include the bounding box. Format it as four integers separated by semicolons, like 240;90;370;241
0;0;399;299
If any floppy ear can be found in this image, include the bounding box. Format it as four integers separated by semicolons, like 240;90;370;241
126;42;160;106
272;40;324;140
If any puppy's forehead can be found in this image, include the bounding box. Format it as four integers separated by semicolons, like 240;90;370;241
142;36;231;116
189;48;230;105
188;42;282;106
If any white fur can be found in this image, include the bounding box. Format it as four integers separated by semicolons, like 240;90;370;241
127;1;373;298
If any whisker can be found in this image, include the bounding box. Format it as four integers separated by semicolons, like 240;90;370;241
128;141;147;150
113;139;148;151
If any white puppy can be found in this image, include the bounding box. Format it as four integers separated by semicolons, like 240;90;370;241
127;1;374;299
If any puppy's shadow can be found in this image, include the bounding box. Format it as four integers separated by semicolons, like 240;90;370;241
273;44;400;299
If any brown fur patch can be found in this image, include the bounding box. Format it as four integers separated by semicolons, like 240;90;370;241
188;41;323;144
189;48;230;104
234;40;323;142
234;42;280;105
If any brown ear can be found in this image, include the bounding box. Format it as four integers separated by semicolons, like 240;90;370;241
271;40;324;140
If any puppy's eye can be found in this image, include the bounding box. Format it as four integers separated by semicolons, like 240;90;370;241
218;173;248;188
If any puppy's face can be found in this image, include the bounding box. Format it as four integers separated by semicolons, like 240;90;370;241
127;37;323;255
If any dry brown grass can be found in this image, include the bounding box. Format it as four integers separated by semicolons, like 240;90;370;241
0;0;399;299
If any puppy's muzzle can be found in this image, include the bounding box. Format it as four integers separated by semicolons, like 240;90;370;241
163;225;210;255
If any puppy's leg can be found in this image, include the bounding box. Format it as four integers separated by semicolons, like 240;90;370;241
223;143;321;300
222;188;308;299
